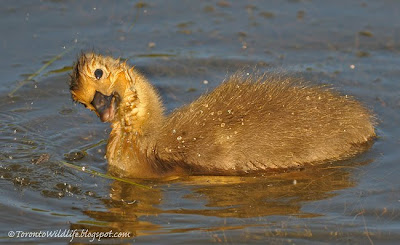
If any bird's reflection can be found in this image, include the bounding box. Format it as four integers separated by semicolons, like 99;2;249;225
70;160;370;239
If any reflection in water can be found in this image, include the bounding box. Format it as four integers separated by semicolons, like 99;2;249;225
71;182;162;238
71;160;370;240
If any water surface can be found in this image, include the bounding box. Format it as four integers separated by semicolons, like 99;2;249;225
1;1;399;244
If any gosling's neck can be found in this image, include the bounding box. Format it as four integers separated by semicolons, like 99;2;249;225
106;69;165;177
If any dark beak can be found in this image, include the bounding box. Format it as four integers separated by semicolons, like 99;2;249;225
91;91;120;122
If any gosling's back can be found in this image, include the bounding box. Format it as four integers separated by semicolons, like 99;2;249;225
156;74;375;174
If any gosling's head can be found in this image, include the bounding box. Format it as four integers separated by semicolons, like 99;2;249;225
70;53;133;122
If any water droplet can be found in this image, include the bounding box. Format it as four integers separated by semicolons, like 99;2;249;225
293;179;297;185
81;166;86;171
197;153;201;157
177;136;182;141
227;109;232;114
172;129;176;134
193;137;197;141
203;80;209;84
220;123;225;127
148;42;156;48
350;64;355;69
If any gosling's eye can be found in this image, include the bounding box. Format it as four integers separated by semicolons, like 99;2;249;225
94;69;103;80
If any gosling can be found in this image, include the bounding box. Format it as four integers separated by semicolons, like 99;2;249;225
70;53;375;178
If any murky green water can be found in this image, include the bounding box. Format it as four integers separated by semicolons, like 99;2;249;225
1;1;399;244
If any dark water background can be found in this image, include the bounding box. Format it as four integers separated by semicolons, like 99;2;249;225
1;1;399;244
